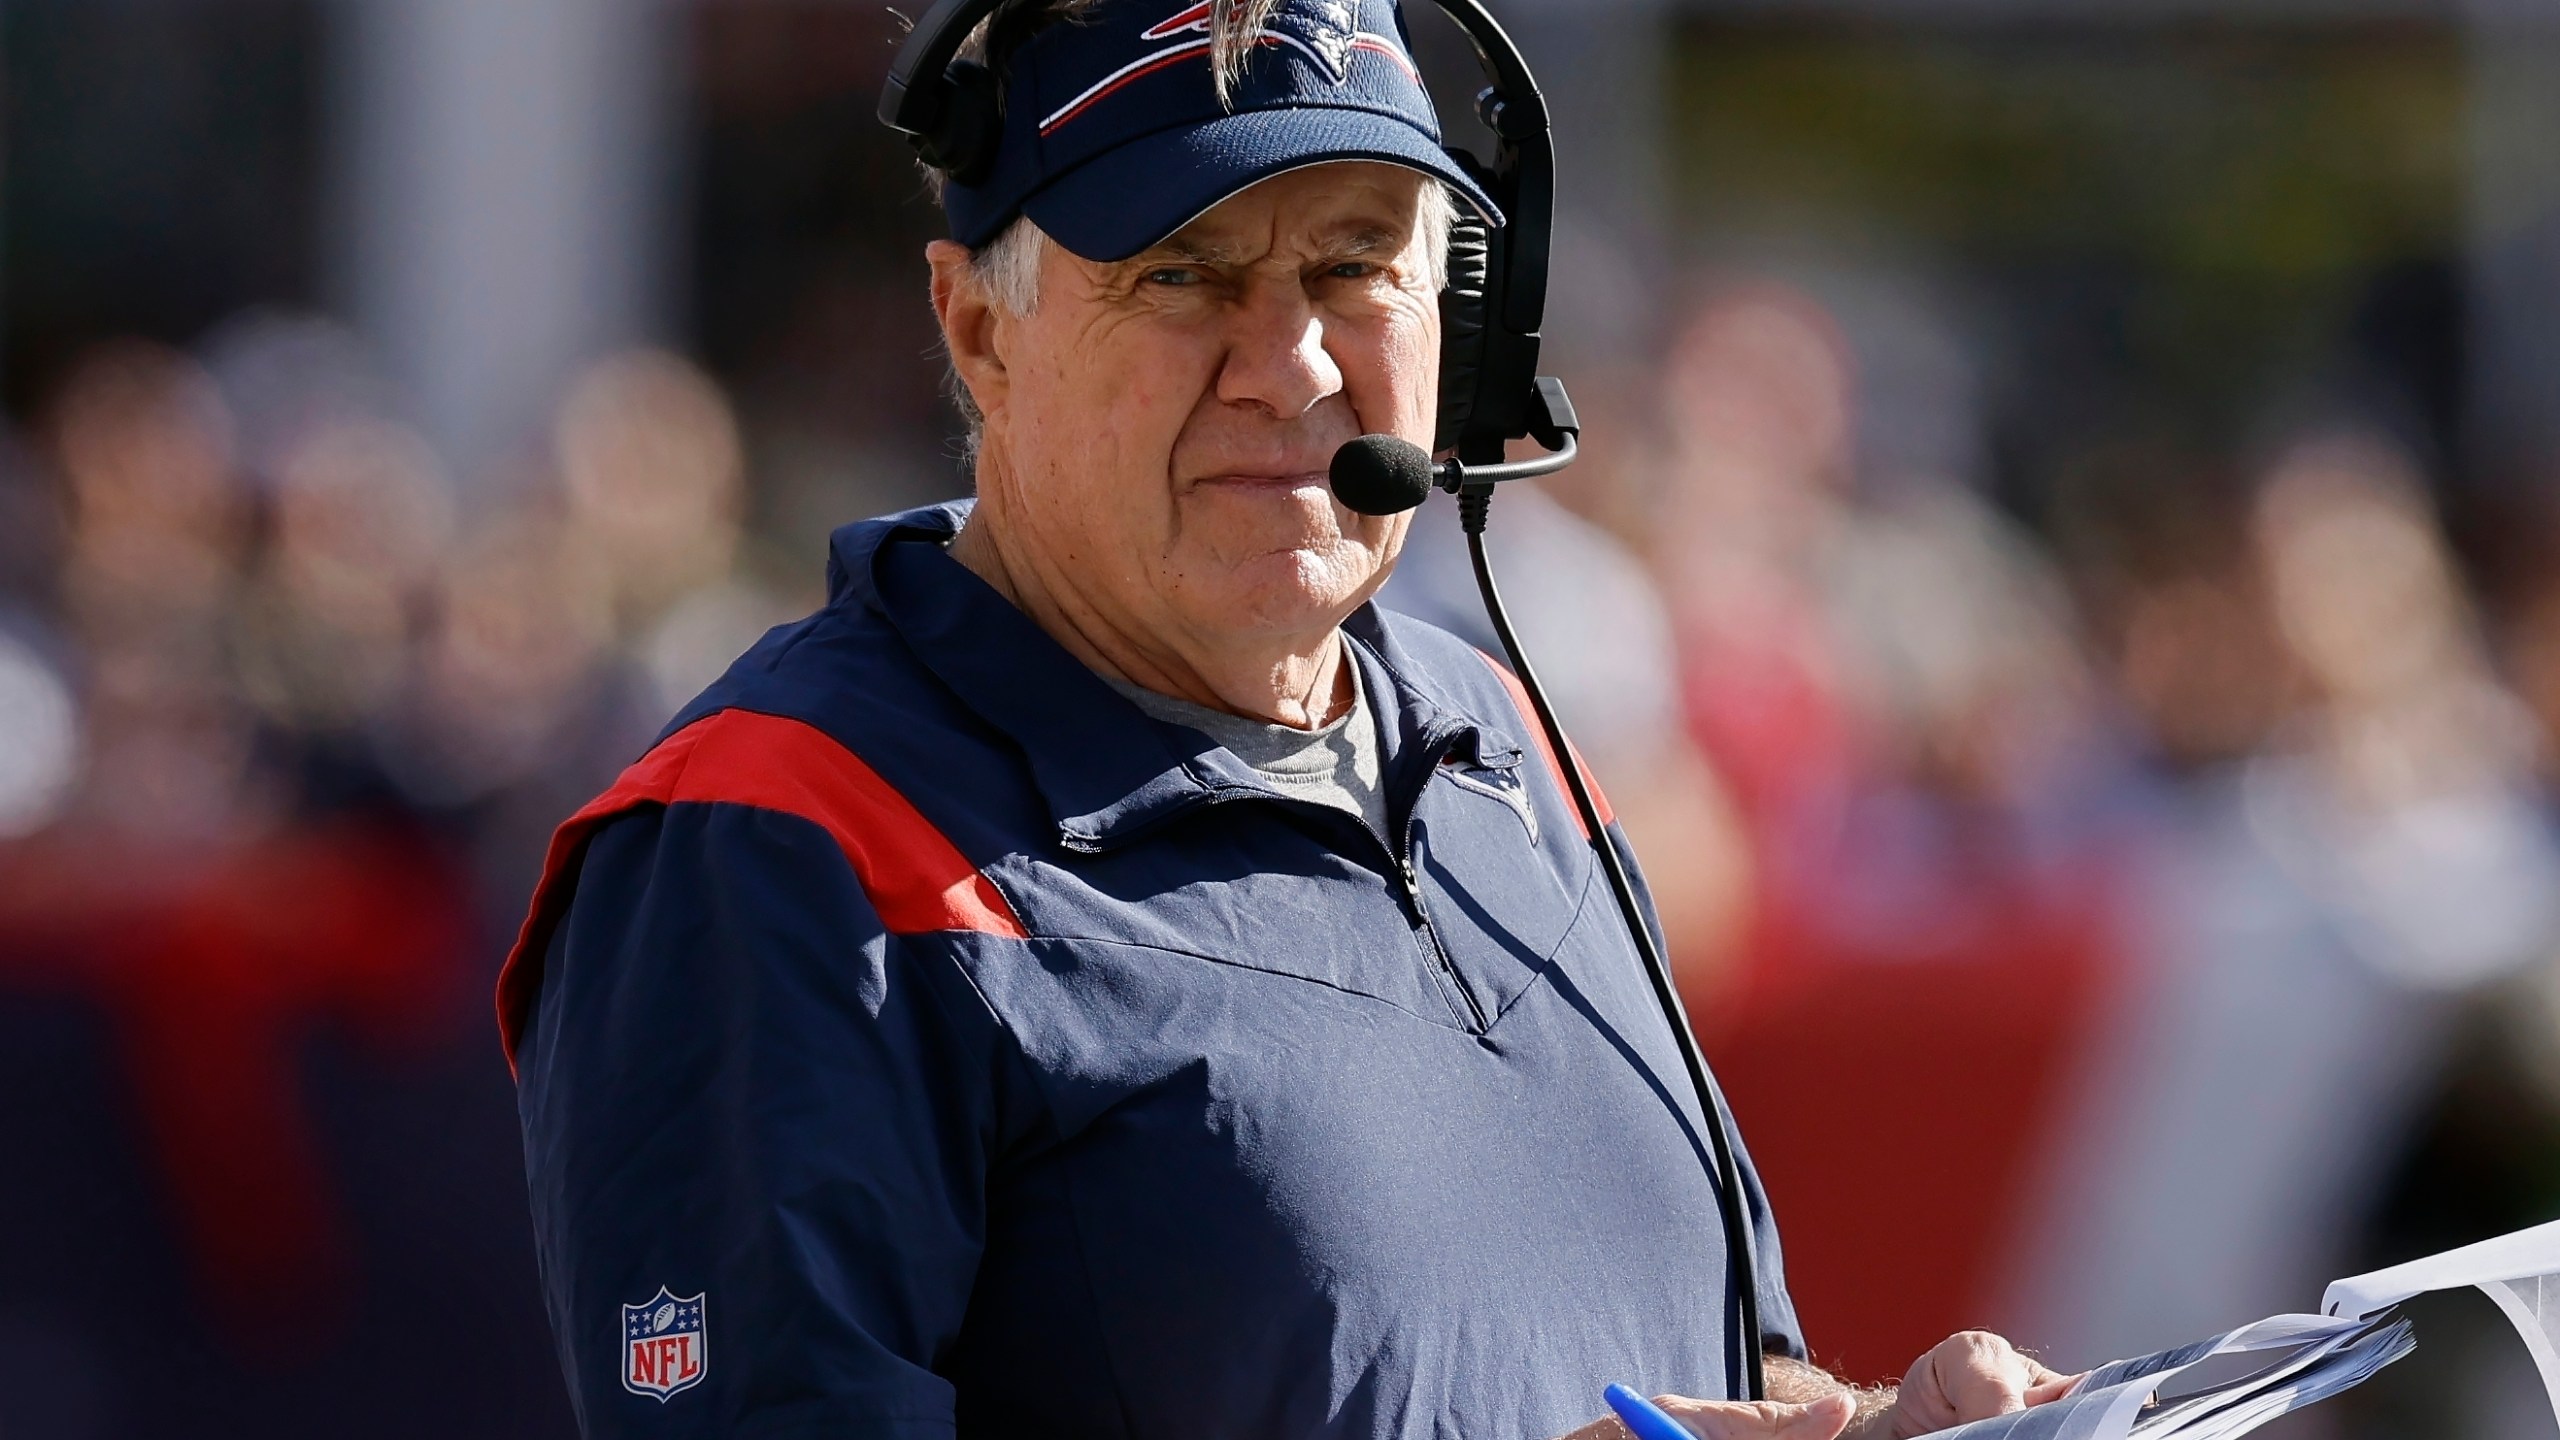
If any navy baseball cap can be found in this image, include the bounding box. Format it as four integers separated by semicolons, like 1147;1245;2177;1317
944;0;1503;262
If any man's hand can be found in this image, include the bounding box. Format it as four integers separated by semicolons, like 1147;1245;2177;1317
1852;1331;2081;1440
1556;1331;2078;1440
1558;1390;1857;1440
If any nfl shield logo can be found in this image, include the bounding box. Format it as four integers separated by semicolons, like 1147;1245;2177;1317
621;1288;708;1401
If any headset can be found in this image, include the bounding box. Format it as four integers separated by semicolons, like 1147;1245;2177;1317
878;0;1561;465
881;0;1769;1402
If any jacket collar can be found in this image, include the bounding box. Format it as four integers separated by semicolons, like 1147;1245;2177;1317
831;503;1521;852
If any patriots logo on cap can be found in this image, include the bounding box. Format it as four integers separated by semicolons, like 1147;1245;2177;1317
621;1288;708;1401
1042;0;1420;135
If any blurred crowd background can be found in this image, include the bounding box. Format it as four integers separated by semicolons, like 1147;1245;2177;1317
6;0;2560;1435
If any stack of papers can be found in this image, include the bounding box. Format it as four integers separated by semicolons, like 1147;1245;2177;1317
1925;1313;2412;1440
1927;1218;2560;1440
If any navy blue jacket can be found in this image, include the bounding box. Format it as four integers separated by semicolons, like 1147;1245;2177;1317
501;503;1803;1439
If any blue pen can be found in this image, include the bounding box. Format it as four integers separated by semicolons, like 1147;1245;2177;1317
1605;1383;1699;1440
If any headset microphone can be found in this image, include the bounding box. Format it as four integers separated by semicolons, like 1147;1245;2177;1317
1328;374;1588;520
1328;426;1589;521
1329;437;1435;517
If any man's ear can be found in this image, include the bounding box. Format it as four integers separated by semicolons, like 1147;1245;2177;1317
928;240;1009;424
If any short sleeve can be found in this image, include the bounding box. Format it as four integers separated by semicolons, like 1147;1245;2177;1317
515;800;1008;1438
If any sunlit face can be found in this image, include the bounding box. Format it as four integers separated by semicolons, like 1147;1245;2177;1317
970;162;1441;648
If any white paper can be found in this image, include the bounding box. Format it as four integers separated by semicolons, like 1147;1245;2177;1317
2321;1217;2560;1431
1909;1217;2560;1440
2321;1217;2560;1319
1921;1314;2408;1440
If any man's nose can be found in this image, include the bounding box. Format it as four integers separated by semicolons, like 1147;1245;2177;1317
1215;280;1344;421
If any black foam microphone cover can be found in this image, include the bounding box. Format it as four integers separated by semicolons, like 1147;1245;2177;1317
1328;435;1436;516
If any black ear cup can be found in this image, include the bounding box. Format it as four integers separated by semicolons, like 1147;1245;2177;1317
1433;209;1493;454
920;60;1004;185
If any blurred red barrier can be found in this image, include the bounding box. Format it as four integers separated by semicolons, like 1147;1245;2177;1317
0;820;469;1354
1696;871;2117;1385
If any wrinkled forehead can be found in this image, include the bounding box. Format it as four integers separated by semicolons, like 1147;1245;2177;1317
1139;159;1432;264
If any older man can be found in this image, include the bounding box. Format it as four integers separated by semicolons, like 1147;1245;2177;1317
500;1;2076;1436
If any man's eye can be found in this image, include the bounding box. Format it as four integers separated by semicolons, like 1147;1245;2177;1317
1326;262;1377;280
1145;268;1201;287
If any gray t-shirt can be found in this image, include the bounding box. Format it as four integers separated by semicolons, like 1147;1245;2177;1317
1106;657;1388;838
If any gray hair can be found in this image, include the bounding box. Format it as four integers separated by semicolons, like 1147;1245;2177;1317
969;179;1456;318
948;184;1456;456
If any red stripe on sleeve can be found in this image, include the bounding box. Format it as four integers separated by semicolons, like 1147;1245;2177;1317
1473;651;1616;840
495;708;1025;1071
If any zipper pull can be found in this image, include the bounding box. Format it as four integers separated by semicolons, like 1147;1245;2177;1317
1399;856;1422;898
